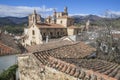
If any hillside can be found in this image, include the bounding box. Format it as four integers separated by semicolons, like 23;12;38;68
0;17;28;35
0;17;28;26
72;15;120;28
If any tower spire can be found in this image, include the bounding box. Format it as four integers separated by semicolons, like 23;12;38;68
33;9;37;14
64;6;68;16
53;8;56;17
64;6;68;13
53;8;56;13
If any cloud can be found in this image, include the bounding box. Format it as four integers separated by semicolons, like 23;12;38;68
70;11;120;18
103;10;120;18
69;13;89;16
0;5;55;17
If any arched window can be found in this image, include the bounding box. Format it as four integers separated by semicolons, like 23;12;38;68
32;30;35;35
50;32;53;36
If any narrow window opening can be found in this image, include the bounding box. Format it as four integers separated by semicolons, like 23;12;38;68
32;30;35;35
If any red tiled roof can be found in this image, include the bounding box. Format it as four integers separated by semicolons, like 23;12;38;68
28;39;120;80
26;41;96;59
62;58;120;80
36;23;65;28
48;42;96;59
32;52;117;80
0;32;22;53
0;41;17;55
26;40;74;53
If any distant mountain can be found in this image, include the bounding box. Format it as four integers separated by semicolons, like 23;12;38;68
0;17;28;26
0;16;45;27
0;16;45;34
72;15;120;28
72;15;104;23
6;17;28;24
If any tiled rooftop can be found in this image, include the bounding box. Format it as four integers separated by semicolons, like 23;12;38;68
27;41;95;58
0;32;22;53
26;40;119;80
0;42;17;55
26;40;74;53
62;58;120;80
33;51;118;80
48;42;96;58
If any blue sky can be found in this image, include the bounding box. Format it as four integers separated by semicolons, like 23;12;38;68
0;0;120;17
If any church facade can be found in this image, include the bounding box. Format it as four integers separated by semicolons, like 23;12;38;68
21;7;88;47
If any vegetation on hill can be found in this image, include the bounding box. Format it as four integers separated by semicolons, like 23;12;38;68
0;16;46;35
2;25;25;35
0;17;28;35
0;64;18;80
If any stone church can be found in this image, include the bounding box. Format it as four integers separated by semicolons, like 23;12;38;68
21;7;87;47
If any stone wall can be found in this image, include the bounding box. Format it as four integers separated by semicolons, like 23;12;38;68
18;55;43;80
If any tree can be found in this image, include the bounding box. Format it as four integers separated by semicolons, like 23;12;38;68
0;64;18;80
96;10;120;63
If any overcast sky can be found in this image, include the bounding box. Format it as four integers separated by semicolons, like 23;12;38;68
0;0;120;17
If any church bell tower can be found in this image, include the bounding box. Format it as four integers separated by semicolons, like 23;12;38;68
28;10;42;26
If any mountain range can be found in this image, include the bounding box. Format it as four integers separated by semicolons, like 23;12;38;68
0;14;120;28
0;16;47;26
72;15;120;28
0;17;28;26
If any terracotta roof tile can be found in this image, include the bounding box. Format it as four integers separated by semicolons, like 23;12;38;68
26;40;74;53
32;52;117;80
25;38;119;80
29;41;96;59
36;23;65;28
62;58;120;80
0;42;17;55
0;32;23;54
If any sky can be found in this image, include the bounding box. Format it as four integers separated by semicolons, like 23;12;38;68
0;0;120;17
